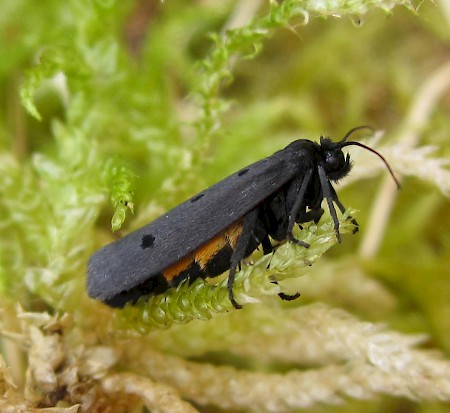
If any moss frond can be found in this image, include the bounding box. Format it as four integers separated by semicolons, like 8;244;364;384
0;0;448;412
119;213;356;332
121;305;450;412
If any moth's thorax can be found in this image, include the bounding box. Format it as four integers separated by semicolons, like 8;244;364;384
286;137;352;181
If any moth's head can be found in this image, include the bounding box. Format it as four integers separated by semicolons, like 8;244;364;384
320;126;400;187
319;136;352;181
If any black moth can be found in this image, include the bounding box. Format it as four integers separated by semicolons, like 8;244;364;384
87;126;398;309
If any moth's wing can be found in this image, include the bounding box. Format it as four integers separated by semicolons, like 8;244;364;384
87;147;300;302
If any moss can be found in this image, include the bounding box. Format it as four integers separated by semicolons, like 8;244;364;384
1;0;449;412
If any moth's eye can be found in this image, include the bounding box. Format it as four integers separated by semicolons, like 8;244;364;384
325;152;344;170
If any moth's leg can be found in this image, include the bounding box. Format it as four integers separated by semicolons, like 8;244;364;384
329;185;359;233
299;207;324;224
261;236;273;255
228;208;260;309
317;165;342;242
259;216;301;302
286;168;313;248
278;291;301;301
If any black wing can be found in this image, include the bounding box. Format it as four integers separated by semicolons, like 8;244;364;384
87;146;302;301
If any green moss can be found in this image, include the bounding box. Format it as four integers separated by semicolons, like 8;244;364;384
1;0;449;411
118;214;356;331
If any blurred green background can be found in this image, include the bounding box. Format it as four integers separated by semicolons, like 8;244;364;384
0;0;449;412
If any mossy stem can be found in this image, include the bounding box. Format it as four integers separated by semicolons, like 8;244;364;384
359;61;450;258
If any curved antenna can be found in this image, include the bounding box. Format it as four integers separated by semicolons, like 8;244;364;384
341;140;401;189
340;125;374;143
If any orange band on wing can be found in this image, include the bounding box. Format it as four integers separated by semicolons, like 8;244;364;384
195;220;243;269
225;220;243;249
163;219;244;279
195;233;228;269
163;254;194;281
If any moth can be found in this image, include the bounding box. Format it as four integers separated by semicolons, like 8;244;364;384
87;127;398;309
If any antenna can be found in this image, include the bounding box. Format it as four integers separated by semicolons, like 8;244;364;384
340;125;373;143
340;127;400;189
